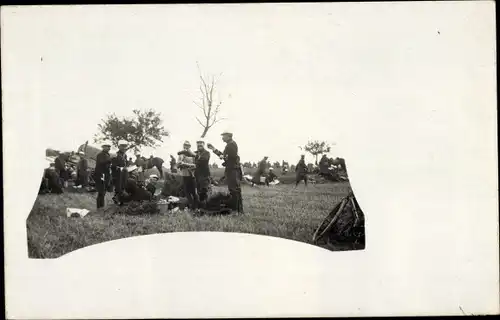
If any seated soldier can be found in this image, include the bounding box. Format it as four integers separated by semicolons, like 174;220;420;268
282;165;288;176
266;167;278;186
196;191;232;216
44;164;64;194
145;174;160;197
121;166;153;203
252;156;268;186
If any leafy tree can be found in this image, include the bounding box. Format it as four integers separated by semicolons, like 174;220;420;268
252;162;257;168
273;161;281;169
94;109;169;153
303;140;331;165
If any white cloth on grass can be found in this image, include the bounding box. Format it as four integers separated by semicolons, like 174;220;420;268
66;208;90;218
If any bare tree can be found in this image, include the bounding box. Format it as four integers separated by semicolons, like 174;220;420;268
193;62;226;138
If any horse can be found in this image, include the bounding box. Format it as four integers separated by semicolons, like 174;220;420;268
146;157;165;179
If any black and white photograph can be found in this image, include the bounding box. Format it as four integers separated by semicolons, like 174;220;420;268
24;5;367;259
34;137;363;257
3;2;498;318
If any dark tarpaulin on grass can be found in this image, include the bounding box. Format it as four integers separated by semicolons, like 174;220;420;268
313;191;365;250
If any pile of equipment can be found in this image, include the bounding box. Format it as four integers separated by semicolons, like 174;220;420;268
312;191;365;250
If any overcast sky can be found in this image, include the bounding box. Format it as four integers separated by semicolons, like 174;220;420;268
3;2;493;165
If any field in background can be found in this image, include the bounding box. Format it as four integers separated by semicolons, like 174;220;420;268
27;179;353;258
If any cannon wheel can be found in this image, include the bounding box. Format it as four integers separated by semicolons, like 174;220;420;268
312;196;348;243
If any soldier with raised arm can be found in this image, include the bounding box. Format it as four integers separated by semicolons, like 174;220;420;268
207;131;244;214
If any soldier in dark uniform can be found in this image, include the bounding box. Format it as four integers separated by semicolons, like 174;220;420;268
41;164;64;194
194;140;211;208
169;155;177;173
294;154;308;189
252;156;268;186
266;168;278;186
54;153;70;188
111;141;129;205
76;151;89;187
121;166;153;203
319;154;330;178
94;144;112;209
207;131;244;214
145;174;159;197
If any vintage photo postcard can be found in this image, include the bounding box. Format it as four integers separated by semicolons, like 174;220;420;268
3;2;498;318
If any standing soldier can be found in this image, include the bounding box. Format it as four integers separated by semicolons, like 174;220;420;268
319;154;330;178
294;154;309;189
177;141;198;210
207;131;244;214
94;143;112;209
134;154;146;185
111;140;129;205
169;155;178;173
140;156;148;172
194;140;211;208
76;151;89;188
282;161;289;176
252;156;268;186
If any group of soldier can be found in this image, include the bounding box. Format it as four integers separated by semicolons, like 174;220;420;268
41;129;346;215
94;141;162;209
93;130;244;214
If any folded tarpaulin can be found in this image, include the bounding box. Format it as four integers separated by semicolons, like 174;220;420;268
66;208;90;218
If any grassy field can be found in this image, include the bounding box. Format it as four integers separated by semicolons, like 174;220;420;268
27;170;358;259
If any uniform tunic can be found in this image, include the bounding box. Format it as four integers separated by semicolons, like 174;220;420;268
112;150;128;199
95;151;112;208
295;159;308;185
178;151;198;209
194;149;211;203
212;139;243;213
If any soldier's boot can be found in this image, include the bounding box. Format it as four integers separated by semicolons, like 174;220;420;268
198;193;207;210
228;193;239;213
237;192;244;214
112;194;119;205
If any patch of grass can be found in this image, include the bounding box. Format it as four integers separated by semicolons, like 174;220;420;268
27;179;357;259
